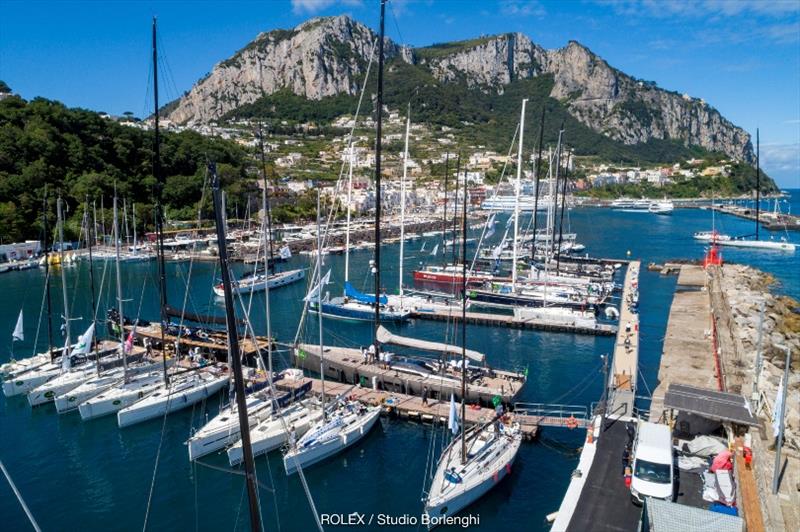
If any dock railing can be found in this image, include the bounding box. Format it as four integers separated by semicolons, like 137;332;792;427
513;402;589;428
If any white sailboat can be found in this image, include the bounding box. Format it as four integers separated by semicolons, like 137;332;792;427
424;144;523;526
78;369;164;420
117;368;228;427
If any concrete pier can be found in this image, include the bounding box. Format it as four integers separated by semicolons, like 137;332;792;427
607;260;641;418
410;308;617;336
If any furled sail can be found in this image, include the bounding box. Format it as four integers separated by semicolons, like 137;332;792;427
376;326;485;363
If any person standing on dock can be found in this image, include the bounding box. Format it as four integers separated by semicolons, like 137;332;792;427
422;386;429;405
367;343;376;364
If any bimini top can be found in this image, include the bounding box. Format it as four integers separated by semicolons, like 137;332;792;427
376;326;485;363
345;282;387;305
664;383;758;426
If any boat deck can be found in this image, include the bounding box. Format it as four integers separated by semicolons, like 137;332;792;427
293;344;525;407
275;377;539;440
565;419;642;532
411;308;617;336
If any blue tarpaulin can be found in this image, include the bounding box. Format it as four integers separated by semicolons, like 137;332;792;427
344;282;387;305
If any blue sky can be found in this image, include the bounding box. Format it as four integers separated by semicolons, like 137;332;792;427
1;0;798;187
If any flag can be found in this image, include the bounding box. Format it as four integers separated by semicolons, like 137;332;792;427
71;323;95;356
12;310;23;342
430;243;439;256
505;215;514;229
279;245;292;260
61;338;71;371
492;239;505;260
297;349;308;360
772;380;785;436
448;394;459;435
303;269;331;302
492;395;502;408
124;328;136;354
485;214;496;239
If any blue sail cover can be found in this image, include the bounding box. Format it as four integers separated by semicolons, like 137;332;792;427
344;282;388;305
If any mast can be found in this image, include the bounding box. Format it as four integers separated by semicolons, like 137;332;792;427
113;192;128;381
531;106;545;262
441;153;450;265
316;189;326;421
512;99;527;291
460;150;468;464
399;105;410;301
42;187;53;356
123;198;130;249
550;129;564;259
373;0;386;346
85;197;100;375
452;155;461;266
257;123;275;272
152;17;169;386
209;163;262;532
755;129;760;241
132;202;138;255
260;130;274;380
556;138;568;273
57;196;72;370
344;143;354;287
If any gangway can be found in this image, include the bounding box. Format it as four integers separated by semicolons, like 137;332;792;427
513;403;590;429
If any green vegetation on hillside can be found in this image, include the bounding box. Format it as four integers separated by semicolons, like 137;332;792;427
0;95;253;243
223;89;357;124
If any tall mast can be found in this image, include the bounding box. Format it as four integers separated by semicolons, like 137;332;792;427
209;163;262;532
441;153;450;265
132;202;138;255
152;17;169;386
399;105;410;301
550;130;564;259
257;123;275;272
344;144;354;287
512;99;527;291
316;190;326;420
113;192;128;381
373;0;386;346
755;129;760;241
259;129;274;380
123;198;130;249
42;187;53;356
460;151;468;464
57;196;72;370
531;106;545;262
85;197;99;375
452;155;461;266
556;135;568;273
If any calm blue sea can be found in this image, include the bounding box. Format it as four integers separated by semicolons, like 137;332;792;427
1;191;797;531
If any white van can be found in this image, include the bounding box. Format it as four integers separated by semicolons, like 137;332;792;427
630;421;674;504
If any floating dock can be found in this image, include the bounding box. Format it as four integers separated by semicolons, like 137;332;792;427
410;308;617;336
276;376;540;440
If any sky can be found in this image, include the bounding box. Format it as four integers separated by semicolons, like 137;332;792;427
1;0;798;187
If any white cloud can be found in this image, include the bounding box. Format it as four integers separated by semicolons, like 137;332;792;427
500;0;547;17
598;0;799;19
760;143;800;173
291;0;363;15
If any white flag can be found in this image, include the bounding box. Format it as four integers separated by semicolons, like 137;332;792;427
303;269;331;302
61;338;71;371
12;309;23;342
279;245;292;260
772;381;785;436
430;243;439;256
505;215;514;229
492;239;506;260
71;323;95;356
448;394;459;435
485;214;496;239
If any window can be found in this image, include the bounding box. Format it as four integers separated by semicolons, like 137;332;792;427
634;459;671;484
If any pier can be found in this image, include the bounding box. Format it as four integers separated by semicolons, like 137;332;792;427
410;308;617;335
276;376;541;440
607;260;641;417
708;204;800;231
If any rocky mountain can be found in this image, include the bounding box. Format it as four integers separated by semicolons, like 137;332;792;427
167;15;754;163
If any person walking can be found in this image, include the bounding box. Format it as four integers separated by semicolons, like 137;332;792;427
422;386;429;405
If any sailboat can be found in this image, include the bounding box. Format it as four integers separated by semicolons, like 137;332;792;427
423;143;522;528
711;130;795;252
212;134;304;297
189;159;311;461
283;8;395;472
283;189;380;475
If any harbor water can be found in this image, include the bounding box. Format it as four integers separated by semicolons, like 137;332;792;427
1;192;798;531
